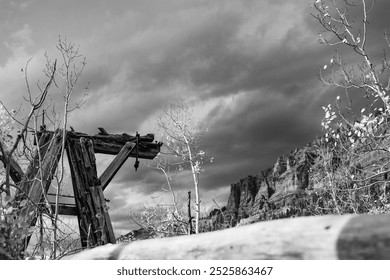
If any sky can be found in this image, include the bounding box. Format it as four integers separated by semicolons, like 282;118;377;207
1;0;390;235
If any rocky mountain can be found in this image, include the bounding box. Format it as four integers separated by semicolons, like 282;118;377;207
210;132;390;228
209;140;320;228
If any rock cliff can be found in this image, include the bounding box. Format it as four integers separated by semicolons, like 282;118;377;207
212;128;390;228
211;139;330;227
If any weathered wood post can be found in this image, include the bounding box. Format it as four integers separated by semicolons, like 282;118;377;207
6;130;64;257
66;137;116;248
18;130;63;226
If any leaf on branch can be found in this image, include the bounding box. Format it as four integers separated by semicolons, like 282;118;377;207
325;111;331;118
4;206;13;215
20;199;28;207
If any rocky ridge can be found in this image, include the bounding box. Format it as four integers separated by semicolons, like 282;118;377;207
211;127;390;229
210;138;344;228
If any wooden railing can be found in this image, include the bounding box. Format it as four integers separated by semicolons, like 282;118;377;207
61;213;390;260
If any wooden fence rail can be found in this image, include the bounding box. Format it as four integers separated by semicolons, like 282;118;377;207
61;213;390;260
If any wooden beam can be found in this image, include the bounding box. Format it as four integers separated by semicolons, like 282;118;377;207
94;141;160;159
95;184;116;244
66;139;91;246
99;142;136;191
67;137;100;247
0;151;24;184
67;131;156;143
66;131;162;159
14;132;53;201
61;214;390;260
19;130;63;226
66;137;116;247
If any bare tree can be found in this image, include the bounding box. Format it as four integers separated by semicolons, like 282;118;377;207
147;152;181;214
157;98;209;234
142;150;188;235
0;57;57;259
50;37;87;258
313;0;390;112
0;37;88;259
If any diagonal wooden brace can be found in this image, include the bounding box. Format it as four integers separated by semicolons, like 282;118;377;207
19;131;63;225
99;142;136;191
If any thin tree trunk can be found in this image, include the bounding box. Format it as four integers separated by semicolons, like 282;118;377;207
190;164;200;234
187;191;193;235
161;167;179;214
184;138;200;234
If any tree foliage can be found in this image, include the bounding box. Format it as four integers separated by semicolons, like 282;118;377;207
312;0;390;215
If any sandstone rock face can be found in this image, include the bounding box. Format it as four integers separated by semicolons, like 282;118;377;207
222;143;320;226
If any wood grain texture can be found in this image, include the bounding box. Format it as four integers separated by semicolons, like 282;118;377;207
0;152;24;184
61;214;390;260
19;130;63;226
66;138;116;247
66;131;162;159
14;132;53;201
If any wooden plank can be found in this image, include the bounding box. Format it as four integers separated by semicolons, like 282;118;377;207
14;132;53;201
61;214;390;260
89;186;107;243
0;151;24;184
94;141;160;159
66;131;162;159
88;184;116;244
6;131;62;256
66;138;98;247
66;137;116;248
19;130;63;226
67;131;156;143
96;184;116;243
99;142;136;191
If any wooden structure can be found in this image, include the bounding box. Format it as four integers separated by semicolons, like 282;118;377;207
8;128;161;249
61;213;390;260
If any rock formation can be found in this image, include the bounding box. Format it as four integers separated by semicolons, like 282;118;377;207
210;139;328;227
211;127;390;228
